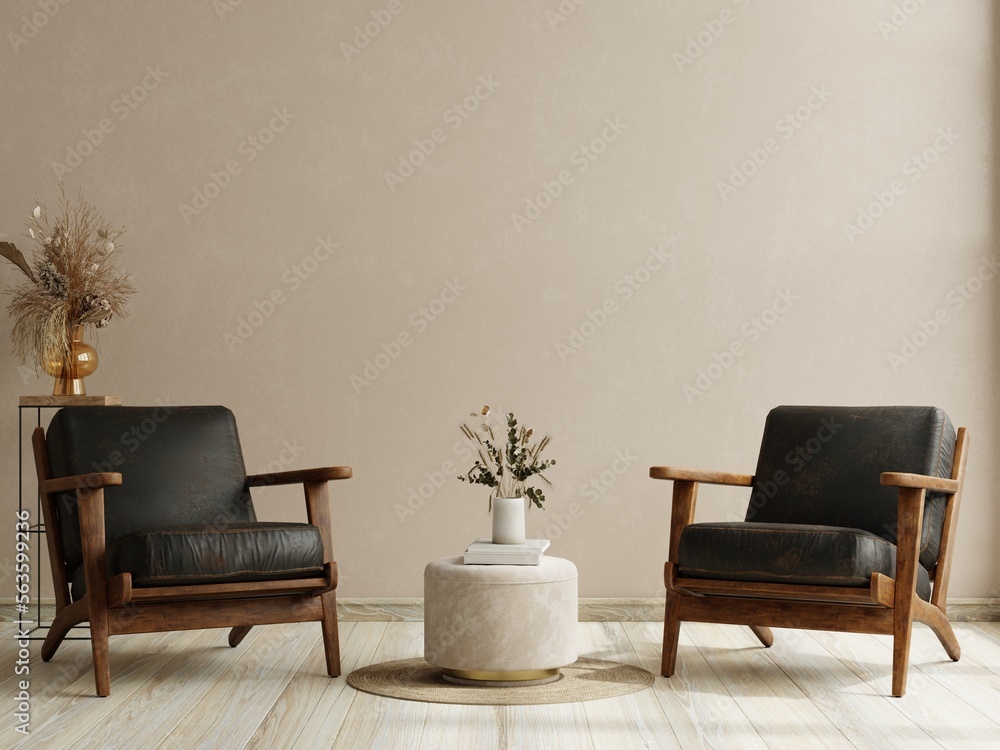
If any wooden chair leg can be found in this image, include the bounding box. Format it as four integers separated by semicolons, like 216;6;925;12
41;599;89;662
914;599;961;661
228;626;253;648
661;589;681;677
891;611;913;698
88;602;111;697
749;625;774;648
320;591;341;677
79;488;111;697
892;486;924;698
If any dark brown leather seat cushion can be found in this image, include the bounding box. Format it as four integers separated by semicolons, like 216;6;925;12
678;522;932;601
71;521;324;600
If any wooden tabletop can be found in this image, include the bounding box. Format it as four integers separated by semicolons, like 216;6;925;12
19;395;122;407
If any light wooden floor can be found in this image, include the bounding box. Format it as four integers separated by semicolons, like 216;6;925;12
3;620;999;749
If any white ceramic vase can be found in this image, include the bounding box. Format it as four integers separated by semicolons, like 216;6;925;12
491;496;526;544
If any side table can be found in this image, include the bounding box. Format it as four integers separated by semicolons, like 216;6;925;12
423;555;578;685
17;394;121;640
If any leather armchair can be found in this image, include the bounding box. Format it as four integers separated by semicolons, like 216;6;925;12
651;405;968;697
34;405;350;697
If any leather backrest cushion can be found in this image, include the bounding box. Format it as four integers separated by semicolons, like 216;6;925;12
747;405;956;570
46;405;256;571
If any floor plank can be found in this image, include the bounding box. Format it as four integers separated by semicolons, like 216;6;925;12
14;629;202;749
900;623;1000;723
811;628;1000;749
755;627;941;749
1;622;21;662
416;702;505;750
65;627;267;750
151;622;320;750
691;623;855;749
328;622;428;749
0;621;92;698
960;622;1000;673
0;622;30;697
624;622;768;750
285;622;388;750
241;622;356;750
4;620;999;749
504;700;595;750
577;622;679;750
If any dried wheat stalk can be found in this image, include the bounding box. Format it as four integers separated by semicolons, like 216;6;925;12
4;187;135;368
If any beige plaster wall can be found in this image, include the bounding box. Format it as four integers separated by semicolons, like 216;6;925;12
1;1;997;601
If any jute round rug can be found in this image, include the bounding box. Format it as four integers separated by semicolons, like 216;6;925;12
346;658;654;705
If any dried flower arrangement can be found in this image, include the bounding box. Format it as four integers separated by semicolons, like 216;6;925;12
458;406;556;509
1;189;135;370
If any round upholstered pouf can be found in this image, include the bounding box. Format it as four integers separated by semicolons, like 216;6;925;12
423;555;578;685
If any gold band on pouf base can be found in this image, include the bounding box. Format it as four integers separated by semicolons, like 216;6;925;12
441;667;560;687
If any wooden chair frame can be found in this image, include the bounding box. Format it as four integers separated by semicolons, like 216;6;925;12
651;427;968;697
32;427;352;697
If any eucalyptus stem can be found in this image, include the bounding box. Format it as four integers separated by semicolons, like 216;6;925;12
457;406;556;509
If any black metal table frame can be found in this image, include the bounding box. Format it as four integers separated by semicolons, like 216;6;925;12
18;404;91;642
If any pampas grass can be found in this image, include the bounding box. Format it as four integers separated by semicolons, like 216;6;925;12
4;188;135;369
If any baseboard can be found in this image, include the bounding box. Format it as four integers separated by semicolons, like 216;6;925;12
340;597;665;622
343;597;665;621
331;597;1000;622
578;598;665;621
4;597;997;623
338;598;423;621
946;599;1000;622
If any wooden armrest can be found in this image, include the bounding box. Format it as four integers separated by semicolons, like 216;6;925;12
42;473;122;494
880;472;959;493
247;466;352;487
649;467;754;486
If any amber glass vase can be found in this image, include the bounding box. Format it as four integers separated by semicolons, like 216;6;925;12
43;324;98;396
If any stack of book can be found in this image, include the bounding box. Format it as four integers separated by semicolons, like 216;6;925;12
463;538;550;565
